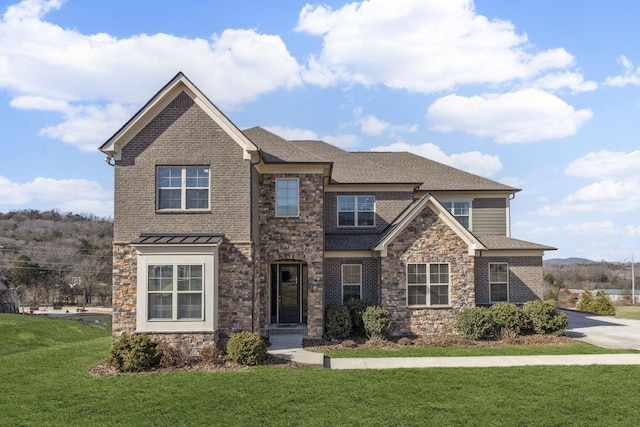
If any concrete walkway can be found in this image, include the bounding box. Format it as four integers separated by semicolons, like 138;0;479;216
268;309;640;369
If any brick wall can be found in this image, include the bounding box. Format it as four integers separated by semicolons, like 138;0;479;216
379;206;475;336
114;91;252;243
324;257;380;307
474;256;543;305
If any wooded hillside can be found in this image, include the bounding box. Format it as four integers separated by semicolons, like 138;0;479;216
0;210;113;307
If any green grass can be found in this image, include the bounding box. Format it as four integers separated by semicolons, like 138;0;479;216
2;314;640;426
616;305;640;320
321;342;639;358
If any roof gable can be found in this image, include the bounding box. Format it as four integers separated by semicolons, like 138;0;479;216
100;72;257;160
374;193;486;256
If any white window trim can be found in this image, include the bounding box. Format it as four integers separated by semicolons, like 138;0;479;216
275;178;300;218
135;245;218;333
406;262;451;307
341;264;362;303
157;166;210;211
440;200;471;229
337;195;376;228
489;262;509;303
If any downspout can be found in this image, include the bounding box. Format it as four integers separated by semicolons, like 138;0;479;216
249;152;261;334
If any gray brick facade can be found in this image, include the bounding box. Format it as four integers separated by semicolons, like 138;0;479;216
474;256;543;305
324;257;380;307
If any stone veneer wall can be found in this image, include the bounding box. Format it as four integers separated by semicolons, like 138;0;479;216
474;256;544;305
324;257;380;306
258;173;324;338
111;240;255;350
380;207;475;336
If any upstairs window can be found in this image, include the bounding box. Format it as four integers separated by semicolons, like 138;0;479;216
407;263;450;307
276;178;299;217
442;201;470;229
157;167;209;211
337;195;375;227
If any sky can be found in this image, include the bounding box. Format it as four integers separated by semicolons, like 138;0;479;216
0;0;639;262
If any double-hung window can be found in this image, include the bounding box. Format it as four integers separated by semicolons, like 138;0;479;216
148;264;203;320
337;195;375;227
441;201;470;229
407;263;450;306
341;264;362;303
157;166;209;210
276;178;299;217
489;263;509;302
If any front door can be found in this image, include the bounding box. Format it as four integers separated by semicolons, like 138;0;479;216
271;263;307;324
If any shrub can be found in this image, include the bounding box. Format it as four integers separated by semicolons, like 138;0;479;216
454;307;495;340
341;339;357;348
362;306;392;338
109;334;161;372
577;291;616;315
226;332;266;366
344;299;376;337
157;341;190;368
489;302;524;335
199;345;224;364
325;305;352;339
522;300;568;336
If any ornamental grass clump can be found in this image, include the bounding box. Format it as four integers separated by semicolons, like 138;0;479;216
226;332;266;366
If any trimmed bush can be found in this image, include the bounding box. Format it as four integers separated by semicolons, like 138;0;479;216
344;299;376;337
397;337;412;346
489;302;524;335
226;332;266;366
157;341;190;368
199;345;224;364
522;300;568;336
362;306;392;338
454;307;495;340
325;305;352;339
577;291;616;315
341;339;357;348
109;334;161;372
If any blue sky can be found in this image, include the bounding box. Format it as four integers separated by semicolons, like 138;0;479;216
1;0;639;262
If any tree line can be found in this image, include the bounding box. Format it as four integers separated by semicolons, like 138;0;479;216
0;209;113;308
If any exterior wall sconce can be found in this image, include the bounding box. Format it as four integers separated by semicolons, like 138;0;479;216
310;279;319;290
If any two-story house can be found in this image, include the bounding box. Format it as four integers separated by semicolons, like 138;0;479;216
100;73;555;348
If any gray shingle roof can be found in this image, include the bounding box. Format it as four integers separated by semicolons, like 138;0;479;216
325;234;382;251
476;235;556;251
243;127;517;192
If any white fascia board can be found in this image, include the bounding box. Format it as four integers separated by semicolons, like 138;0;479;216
325;183;417;192
477;249;547;257
255;163;329;175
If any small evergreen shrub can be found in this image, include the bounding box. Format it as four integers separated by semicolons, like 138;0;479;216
325;305;352;339
362;306;392;338
226;332;266;366
109;334;161;372
344;299;376;337
454;307;495;340
489;302;524;335
577;291;616;315
522;300;568;336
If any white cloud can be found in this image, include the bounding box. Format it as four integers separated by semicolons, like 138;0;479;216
369;141;502;177
0;175;112;216
323;134;361;149
605;55;640;87
565;150;640;179
0;0;302;147
264;126;318;141
565;221;620;237
296;0;581;93
357;115;417;137
427;89;593;143
530;71;597;93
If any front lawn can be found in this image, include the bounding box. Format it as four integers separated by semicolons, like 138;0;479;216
2;314;640;426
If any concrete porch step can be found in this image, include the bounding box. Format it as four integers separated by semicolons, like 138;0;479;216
266;324;308;335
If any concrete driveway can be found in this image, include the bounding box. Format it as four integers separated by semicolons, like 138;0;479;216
563;309;640;350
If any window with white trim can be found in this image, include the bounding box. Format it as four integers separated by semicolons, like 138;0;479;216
136;249;217;333
441;201;470;229
407;263;450;306
337;195;375;227
489;262;509;303
276;178;299;217
341;264;362;303
157;166;209;211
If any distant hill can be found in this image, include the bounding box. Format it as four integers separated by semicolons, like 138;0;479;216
544;257;596;265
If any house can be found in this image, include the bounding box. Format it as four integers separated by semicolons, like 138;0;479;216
100;72;555;348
